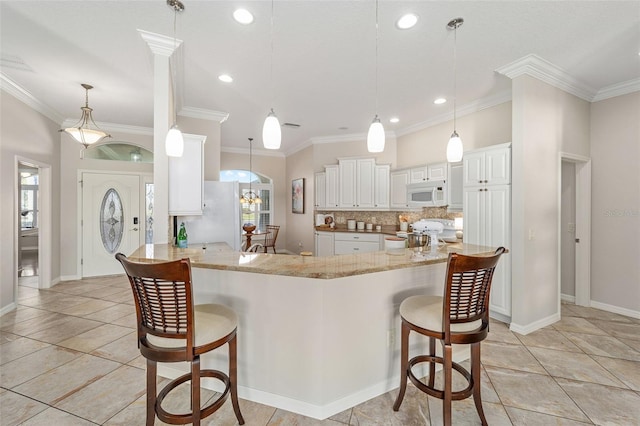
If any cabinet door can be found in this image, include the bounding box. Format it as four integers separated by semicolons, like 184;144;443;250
486;185;511;315
325;165;339;208
315;232;334;257
447;162;463;211
334;241;380;255
357;159;375;208
485;147;511;185
374;165;390;208
463;151;484;187
169;134;204;215
339;159;357;208
410;166;427;183
390;170;410;209
427;162;447;181
314;172;326;208
462;187;485;245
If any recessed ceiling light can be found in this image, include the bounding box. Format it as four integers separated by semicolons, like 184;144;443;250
389;117;400;123
434;98;447;105
396;13;418;30
218;74;233;83
233;9;254;24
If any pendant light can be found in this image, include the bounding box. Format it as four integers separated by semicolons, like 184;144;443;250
165;0;185;157
367;0;385;153
262;0;281;150
240;138;262;205
446;18;464;163
60;84;111;148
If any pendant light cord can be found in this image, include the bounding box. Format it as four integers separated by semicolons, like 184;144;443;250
453;22;457;130
375;0;379;116
171;7;178;126
270;0;275;108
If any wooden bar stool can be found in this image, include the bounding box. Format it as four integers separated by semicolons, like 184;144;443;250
393;247;505;426
115;253;245;426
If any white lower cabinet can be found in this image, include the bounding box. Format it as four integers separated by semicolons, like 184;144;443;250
315;231;334;257
334;233;381;255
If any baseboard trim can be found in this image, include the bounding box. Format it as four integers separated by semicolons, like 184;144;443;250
590;300;640;320
59;275;81;281
510;312;561;335
561;293;576;303
0;302;17;317
489;311;511;324
158;350;469;420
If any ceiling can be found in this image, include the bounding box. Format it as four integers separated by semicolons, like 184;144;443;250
1;1;639;154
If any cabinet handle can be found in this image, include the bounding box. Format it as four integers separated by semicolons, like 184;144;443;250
478;180;483;184
478;188;483;191
484;179;488;183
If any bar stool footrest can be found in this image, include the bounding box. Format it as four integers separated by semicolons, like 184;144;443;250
156;369;230;425
407;354;474;401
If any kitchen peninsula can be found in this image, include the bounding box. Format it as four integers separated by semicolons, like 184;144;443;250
129;242;500;420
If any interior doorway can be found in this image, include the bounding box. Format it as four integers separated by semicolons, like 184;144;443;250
15;157;52;292
559;154;591;309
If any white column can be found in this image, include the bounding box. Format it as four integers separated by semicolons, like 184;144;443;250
139;30;182;244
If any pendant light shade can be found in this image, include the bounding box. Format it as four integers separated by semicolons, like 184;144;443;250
60;83;111;148
165;124;184;157
446;17;464;163
447;131;463;162
367;116;385;153
262;109;281;150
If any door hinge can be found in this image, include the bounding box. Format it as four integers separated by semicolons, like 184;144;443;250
80;258;83;265
575;238;580;243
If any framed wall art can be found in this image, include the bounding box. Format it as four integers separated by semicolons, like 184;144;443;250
292;178;304;214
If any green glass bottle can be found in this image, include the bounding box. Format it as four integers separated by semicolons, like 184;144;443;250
177;222;188;248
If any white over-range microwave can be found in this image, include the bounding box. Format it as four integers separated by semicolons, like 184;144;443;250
406;180;447;207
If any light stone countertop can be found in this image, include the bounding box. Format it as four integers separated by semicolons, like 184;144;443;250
128;242;500;280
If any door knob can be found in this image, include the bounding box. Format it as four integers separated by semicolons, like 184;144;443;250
131;227;138;231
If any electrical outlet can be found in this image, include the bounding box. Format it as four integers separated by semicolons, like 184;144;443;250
387;329;395;347
371;217;376;224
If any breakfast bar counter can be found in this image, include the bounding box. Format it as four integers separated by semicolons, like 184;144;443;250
129;242;497;279
128;243;499;420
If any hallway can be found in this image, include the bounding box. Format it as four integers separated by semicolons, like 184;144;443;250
1;275;640;425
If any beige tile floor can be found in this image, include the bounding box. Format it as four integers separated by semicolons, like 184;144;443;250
2;275;640;425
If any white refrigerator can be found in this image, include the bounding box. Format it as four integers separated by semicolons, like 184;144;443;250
181;181;241;250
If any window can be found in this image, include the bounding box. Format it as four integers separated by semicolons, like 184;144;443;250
20;172;39;229
221;170;273;232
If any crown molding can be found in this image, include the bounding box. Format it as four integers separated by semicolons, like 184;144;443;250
284;138;313;156
395;90;512;138
221;146;285;158
138;29;181;57
495;54;597;101
180;106;229;123
309;130;397;145
1;73;64;124
592;78;640;102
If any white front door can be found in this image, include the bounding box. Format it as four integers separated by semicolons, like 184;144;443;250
82;173;141;277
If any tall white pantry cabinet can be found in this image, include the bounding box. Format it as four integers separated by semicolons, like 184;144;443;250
463;143;512;319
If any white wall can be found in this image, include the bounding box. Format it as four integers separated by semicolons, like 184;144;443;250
511;75;591;330
590;92;640;314
561;161;576;298
396;102;512;168
286;146;314;254
1;91;61;312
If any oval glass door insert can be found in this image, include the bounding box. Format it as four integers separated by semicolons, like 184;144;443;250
100;188;124;254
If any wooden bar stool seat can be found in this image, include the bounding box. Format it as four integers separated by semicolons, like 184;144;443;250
115;253;245;426
393;247;505;426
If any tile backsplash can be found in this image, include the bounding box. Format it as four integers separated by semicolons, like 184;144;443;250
317;207;461;226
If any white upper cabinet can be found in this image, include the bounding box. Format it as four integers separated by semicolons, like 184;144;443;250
169;133;205;215
374;164;390;209
339;158;375;209
463;143;511;187
325;165;339;208
390;169;410;209
314;172;326;209
409;163;447;183
427;162;447;181
447;162;463;211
